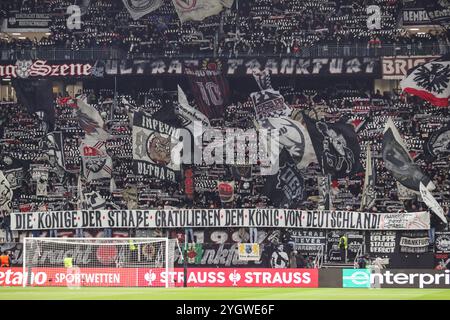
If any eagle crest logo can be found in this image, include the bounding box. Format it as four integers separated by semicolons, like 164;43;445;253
413;63;450;94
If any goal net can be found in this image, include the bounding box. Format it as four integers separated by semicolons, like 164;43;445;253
22;238;178;288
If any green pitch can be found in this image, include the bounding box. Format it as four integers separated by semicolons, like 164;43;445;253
0;287;450;300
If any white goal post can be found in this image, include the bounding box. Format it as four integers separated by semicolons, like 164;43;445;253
22;238;178;288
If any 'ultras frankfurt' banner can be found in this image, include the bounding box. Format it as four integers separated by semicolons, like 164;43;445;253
186;68;230;119
86;57;380;77
1;58;379;77
11;209;430;231
132;112;180;183
0;268;317;288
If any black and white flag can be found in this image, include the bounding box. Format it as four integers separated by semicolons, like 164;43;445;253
303;113;363;178
420;182;447;224
122;0;163;20
83;191;107;210
360;143;377;210
176;85;210;149
3;168;23;190
0;170;12;211
382;118;435;192
46;131;66;171
263;150;305;208
12;78;55;132
423;124;450;161
132;111;180;183
253;70;273;91
259;117;317;170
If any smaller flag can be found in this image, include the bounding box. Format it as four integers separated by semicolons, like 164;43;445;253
176;85;210;146
420;182;447;224
46;131;66;171
80;137;113;182
122;0;163;20
303;113;363;178
360;143;377;210
259;117;316;170
218;181;235;203
173;0;233;22
185;67;230;120
263;149;305;208
76;96;109;140
382;118;435;192
423;124;450;161
253;70;273;91
83;191;107;210
0;170;12;211
12;78;55;132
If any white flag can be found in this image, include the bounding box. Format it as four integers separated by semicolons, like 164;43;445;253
76;95;109;140
360;143;376;210
173;0;228;22
80;137;113;182
84;191;107;210
0;170;12;211
36;168;49;197
122;0;163;20
420;182;447;224
176;85;210;140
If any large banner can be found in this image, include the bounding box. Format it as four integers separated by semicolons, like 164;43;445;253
290;230;326;255
402;8;431;26
0;267;318;288
0;58;379;78
87;57;379;77
11;209;430;231
382;56;438;80
367;231;397;254
1;60;93;78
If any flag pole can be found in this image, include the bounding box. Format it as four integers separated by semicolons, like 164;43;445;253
183;229;188;287
111;76;117;121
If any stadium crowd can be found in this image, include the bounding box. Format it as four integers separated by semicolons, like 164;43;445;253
1;81;450;241
0;0;449;59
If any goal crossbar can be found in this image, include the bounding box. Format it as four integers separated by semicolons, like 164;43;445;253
22;237;177;288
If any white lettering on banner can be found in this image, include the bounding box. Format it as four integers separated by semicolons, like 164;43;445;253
382;56;438;80
369;270;450;289
55;272;121;284
11;209;430;231
1;268;318;287
0;269;47;286
0;60;92;78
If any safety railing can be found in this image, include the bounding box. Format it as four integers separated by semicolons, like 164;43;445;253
0;43;449;61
